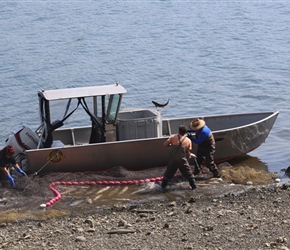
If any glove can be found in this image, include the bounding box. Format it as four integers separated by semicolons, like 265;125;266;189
7;174;15;187
16;167;27;176
186;132;194;140
190;153;196;158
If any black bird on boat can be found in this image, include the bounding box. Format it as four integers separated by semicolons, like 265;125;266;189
152;99;169;108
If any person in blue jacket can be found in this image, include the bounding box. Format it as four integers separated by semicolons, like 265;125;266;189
188;118;221;178
0;145;27;187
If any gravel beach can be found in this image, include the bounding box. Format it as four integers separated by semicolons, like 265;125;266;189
1;178;290;250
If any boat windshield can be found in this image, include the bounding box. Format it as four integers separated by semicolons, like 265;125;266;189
106;94;121;123
42;94;122;128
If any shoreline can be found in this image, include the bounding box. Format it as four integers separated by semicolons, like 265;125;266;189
1;183;290;249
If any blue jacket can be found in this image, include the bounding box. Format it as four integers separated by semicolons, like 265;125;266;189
188;125;213;146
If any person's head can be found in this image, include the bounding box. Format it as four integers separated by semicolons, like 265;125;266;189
178;125;187;135
190;118;205;131
4;145;15;158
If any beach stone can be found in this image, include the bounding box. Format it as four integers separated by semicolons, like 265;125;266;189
185;207;193;214
168;201;177;207
163;223;170;229
75;236;86;242
84;218;94;227
188;197;197;203
86;197;93;204
76;227;84;232
118;218;128;227
1;175;290;249
0;198;7;203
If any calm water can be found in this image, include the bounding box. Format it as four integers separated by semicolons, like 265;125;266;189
1;1;290;175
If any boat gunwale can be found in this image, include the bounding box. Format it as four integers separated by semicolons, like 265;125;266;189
162;110;279;134
25;110;279;153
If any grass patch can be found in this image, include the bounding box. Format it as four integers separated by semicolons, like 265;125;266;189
0;209;70;224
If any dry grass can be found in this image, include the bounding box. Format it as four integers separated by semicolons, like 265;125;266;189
0;209;28;224
0;209;70;224
220;165;274;184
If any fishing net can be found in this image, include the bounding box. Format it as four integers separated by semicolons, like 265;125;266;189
219;164;274;184
0;163;276;223
0;166;168;222
1;163;275;202
0;166;167;207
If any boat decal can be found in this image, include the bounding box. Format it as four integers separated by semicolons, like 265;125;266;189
47;150;64;163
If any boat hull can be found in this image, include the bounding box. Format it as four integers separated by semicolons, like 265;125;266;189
25;111;279;174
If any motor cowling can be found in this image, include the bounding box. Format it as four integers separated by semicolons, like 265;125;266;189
5;124;40;157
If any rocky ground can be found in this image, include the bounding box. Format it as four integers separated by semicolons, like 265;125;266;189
0;165;290;250
1;182;290;250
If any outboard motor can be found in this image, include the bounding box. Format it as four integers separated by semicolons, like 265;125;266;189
4;124;40;171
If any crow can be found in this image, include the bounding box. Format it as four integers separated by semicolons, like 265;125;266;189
152;99;169;108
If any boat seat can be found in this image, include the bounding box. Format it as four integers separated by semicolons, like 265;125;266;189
51;140;65;148
72;127;91;145
52;129;74;145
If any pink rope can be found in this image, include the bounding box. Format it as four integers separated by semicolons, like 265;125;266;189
45;176;164;207
44;169;207;207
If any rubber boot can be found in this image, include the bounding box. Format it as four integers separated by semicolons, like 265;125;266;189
208;164;221;178
188;178;196;190
191;157;201;175
161;179;168;188
211;168;221;178
194;162;201;175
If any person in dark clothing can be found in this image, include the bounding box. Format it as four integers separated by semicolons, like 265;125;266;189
0;145;27;187
161;125;196;190
188;118;221;178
